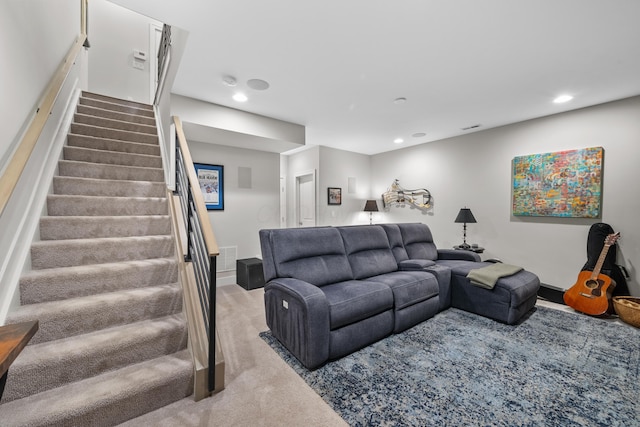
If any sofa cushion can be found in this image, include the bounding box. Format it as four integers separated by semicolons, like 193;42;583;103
398;223;438;261
380;224;410;263
338;225;399;279
269;227;353;286
321;280;394;329
366;271;439;310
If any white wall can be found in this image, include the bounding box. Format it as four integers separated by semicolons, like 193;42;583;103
187;141;280;282
0;0;87;322
88;0;161;103
0;0;79;172
318;146;372;226
283;146;319;228
371;96;640;295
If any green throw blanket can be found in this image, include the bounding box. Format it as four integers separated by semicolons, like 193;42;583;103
466;263;523;289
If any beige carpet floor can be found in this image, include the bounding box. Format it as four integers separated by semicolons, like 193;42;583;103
123;286;609;426
120;283;347;426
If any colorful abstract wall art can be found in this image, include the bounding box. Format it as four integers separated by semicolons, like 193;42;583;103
512;147;603;218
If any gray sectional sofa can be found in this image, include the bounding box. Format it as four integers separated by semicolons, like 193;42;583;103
259;222;540;369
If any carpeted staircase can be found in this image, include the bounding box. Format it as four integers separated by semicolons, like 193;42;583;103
0;92;193;426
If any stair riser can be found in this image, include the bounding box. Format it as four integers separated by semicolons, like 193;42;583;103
76;104;156;126
81;91;153;111
71;123;158;145
64;146;162;169
67;133;161;156
79;97;155;118
53;176;166;198
20;259;178;304
74;113;157;135
40;216;171;240
2;316;187;402
58;160;165;183
0;351;193;426
47;195;168;216
7;285;183;344
31;236;174;269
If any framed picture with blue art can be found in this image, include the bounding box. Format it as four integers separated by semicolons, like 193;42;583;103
194;163;224;210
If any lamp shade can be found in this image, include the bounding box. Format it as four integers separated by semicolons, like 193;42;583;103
454;208;477;223
363;200;379;212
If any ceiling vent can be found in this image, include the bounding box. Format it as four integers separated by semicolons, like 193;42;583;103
461;124;482;131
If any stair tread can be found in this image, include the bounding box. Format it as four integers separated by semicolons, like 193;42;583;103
14;314;186;365
54;174;165;185
39;215;171;240
79;97;155;118
76;105;156;125
0;350;192;426
65;144;161;159
32;234;173;247
67;133;161;155
6;283;182;344
21;257;177;281
30;235;174;270
2;314;187;402
74;113;158;135
81;92;154;110
71;123;158;145
8;283;181;321
47;194;167;202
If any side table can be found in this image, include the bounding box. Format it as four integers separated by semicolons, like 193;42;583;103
453;245;484;254
0;320;39;400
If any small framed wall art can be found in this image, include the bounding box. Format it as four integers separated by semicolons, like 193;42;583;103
194;163;224;210
328;187;342;205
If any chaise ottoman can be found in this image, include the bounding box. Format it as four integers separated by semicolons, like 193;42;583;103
436;260;540;324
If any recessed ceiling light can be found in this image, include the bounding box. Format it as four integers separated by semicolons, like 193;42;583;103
232;93;248;102
393;97;407;104
247;78;270;90
553;95;573;104
412;132;426;138
393;138;404;144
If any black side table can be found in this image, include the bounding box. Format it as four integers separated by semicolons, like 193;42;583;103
236;258;265;290
453;245;484;254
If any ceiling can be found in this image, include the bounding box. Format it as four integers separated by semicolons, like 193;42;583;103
113;0;640;155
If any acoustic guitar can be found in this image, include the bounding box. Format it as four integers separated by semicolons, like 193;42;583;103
563;232;620;316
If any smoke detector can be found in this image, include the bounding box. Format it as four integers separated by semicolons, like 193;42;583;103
222;75;237;87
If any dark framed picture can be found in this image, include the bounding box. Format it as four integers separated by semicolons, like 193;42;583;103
328;187;342;205
194;163;224;210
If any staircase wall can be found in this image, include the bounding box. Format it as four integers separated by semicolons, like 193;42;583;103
0;58;87;323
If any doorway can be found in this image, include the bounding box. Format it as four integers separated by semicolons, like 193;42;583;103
295;170;316;227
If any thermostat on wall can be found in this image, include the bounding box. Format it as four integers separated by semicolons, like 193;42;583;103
133;49;147;61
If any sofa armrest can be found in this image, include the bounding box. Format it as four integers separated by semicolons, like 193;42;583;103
437;249;481;262
264;278;330;369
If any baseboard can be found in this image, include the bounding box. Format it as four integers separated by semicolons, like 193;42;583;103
537;283;565;305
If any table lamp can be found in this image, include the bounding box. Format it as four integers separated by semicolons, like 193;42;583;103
363;200;379;225
454;207;476;249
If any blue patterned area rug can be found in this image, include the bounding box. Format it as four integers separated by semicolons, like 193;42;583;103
260;306;640;426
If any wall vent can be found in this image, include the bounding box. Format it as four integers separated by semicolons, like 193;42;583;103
461;124;482;131
216;246;237;272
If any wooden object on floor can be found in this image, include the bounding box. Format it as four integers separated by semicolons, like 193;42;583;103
0;320;39;399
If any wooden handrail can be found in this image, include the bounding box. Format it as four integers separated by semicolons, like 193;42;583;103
173;116;220;257
0;34;87;216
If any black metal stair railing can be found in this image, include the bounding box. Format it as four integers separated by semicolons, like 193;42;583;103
173;117;219;393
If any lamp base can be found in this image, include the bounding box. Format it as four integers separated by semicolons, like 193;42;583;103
457;243;471;249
